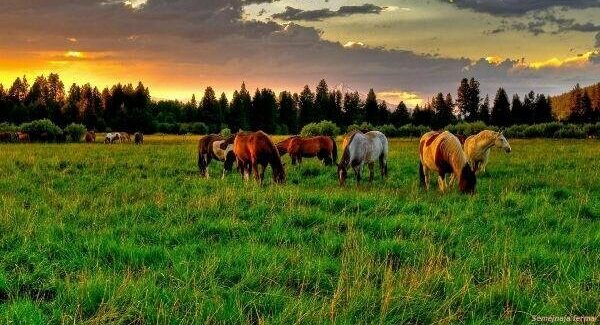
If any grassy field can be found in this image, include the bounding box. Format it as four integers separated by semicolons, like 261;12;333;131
0;135;599;324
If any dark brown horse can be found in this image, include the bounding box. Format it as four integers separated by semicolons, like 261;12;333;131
287;136;338;166
197;134;224;178
233;131;285;184
85;131;96;143
134;132;144;145
275;136;299;156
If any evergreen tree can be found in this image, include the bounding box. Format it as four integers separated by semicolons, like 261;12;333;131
278;91;298;134
522;91;535;124
251;88;277;133
479;95;491;125
390;101;410;127
432;92;454;129
8;76;29;103
329;89;343;124
511;94;526;125
239;83;252;131
377;101;391;125
467;78;481;121
63;83;82;125
199;86;219;132
299;85;315;127
364;89;378;125
456;78;469;120
568;84;585;123
342;91;361;126
314;79;330;122
534;94;553;123
412;104;434;126
491;88;511;126
218;92;229;131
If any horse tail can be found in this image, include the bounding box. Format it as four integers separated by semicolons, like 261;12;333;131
331;137;338;165
419;161;425;187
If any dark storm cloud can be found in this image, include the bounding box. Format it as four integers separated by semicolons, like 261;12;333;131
439;0;600;16
486;11;600;36
272;4;384;21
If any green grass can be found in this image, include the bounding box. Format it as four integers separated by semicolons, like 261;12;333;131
0;137;599;323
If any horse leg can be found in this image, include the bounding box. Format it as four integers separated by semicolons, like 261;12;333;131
252;162;260;183
379;155;387;179
437;174;446;192
260;164;266;184
368;162;375;183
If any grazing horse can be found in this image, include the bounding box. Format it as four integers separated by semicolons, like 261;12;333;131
16;132;29;143
134;132;144;145
464;130;511;173
287;136;338;165
104;132;121;144
211;135;237;178
119;132;132;143
419;131;476;194
233;131;285;184
85;131;96;143
275;136;299;156
337;131;388;186
197;134;225;178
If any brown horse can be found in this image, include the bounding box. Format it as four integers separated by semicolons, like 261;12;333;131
197;134;224;178
233;131;285;184
0;132;17;143
287;136;338;166
419;131;476;194
85;131;96;143
134;132;144;145
275;136;299;156
16;132;29;143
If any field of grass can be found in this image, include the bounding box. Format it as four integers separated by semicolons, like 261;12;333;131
0;135;599;323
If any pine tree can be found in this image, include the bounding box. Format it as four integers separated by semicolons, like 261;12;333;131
239;83;252;131
329;89;343;124
200;86;219;132
364;89;378;125
467;78;481;121
491;88;511;126
479;95;490;125
432;92;454;129
390;101;410;127
511;94;525;125
412;104;434;127
218;92;228;131
377;101;391;125
314;79;330;122
63;83;82;125
342;91;361;126
568;84;585;123
534;94;553;123
456;78;469;120
278;91;298;134
299;85;315;127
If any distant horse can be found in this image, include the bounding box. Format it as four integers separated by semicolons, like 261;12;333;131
275;136;299;156
197;134;225;178
337;131;388;186
134;132;144;145
211;135;237;178
119;132;131;143
104;132;121;144
0;132;16;143
16;132;29;143
464;130;511;173
419;131;476;194
85;131;96;143
234;131;286;184
287;136;338;166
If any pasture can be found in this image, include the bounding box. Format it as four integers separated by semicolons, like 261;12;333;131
0;136;598;323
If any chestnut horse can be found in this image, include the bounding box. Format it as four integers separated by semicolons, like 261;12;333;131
197;134;224;178
275;136;299;156
419;131;476;194
337;131;388;185
234;131;285;184
85;131;96;143
286;136;337;165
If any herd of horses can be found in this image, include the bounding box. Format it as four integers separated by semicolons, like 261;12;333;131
198;129;512;194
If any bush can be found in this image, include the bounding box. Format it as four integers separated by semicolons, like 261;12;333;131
63;123;87;142
20;119;62;142
157;123;181;134
554;124;586;139
446;121;489;136
376;124;399;137
0;123;19;132
505;124;528;138
189;122;208;135
300;120;341;137
397;124;429;137
346;122;375;133
219;128;232;137
584;123;600;138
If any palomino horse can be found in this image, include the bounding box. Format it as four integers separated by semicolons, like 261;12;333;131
463;130;511;173
85;131;96;143
337;131;388;185
286;136;337;165
197;134;225;178
234;131;285;184
211;135;237;178
419;131;476;194
134;132;144;145
104;132;121;144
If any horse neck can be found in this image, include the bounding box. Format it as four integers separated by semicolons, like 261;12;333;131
476;132;497;151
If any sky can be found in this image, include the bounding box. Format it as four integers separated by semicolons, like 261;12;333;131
0;0;599;107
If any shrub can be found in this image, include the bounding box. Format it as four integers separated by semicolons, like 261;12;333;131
0;123;19;132
300;120;341;136
505;125;528;138
446;121;489;136
554;124;586;139
20;119;62;142
63;123;87;142
346;122;375;133
376;124;399;137
189;122;208;135
397;124;429;137
584;123;600;138
219;128;232;137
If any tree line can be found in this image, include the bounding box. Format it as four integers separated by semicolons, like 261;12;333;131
0;74;599;134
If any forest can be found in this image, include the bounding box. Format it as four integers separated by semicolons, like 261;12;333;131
0;74;599;135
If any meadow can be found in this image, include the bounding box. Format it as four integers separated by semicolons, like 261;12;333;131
0;135;599;324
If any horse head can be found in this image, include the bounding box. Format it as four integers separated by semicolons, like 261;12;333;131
495;131;511;153
459;163;476;195
337;163;348;186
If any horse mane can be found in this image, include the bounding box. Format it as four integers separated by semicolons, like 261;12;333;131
339;131;360;167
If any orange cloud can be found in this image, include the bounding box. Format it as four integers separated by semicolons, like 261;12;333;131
377;91;424;107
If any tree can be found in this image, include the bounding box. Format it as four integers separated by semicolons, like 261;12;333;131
390;101;410;127
568;84;589;123
467;78;481;121
412;104;434;126
63;83;82;125
278;91;298;134
251;88;278;133
329;89;343;124
314;79;330;122
377;101;391;125
342;91;361;127
534;94;553;123
432;92;454;129
479;95;491;125
510;94;526;125
199;86;220;132
218;92;229;131
364;89;378;125
299;85;315;127
8;76;29;103
491;88;511;126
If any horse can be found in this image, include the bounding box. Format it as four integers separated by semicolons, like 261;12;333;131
463;130;511;173
119;132;131;143
233;131;286;184
275;136;299;156
419;131;476;194
0;132;15;143
16;132;29;143
211;135;237;178
287;136;338;166
104;132;120;144
134;132;144;145
197;134;225;178
456;134;467;146
85;131;96;143
337;131;388;186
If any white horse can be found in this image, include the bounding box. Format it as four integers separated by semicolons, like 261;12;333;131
104;132;121;144
212;138;236;179
337;130;388;185
463;130;511;173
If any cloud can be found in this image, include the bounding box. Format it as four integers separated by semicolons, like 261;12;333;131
272;4;384;21
439;0;600;16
